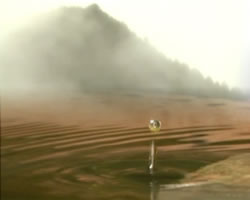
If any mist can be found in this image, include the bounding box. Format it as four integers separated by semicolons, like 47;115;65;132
0;4;246;100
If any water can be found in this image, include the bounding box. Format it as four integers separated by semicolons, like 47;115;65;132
148;119;161;175
2;96;250;200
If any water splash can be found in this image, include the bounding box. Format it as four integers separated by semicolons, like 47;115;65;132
148;120;161;175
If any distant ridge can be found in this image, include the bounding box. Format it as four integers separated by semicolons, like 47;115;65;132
1;4;245;99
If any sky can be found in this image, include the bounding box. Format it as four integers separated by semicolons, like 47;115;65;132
0;0;249;90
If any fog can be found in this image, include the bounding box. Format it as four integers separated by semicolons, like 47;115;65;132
0;4;246;99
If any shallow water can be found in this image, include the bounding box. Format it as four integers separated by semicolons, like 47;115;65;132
2;116;250;200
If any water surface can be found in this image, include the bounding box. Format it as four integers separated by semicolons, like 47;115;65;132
2;96;250;200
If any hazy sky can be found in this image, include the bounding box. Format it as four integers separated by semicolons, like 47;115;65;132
1;0;249;90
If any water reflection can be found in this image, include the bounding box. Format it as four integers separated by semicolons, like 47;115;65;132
150;181;158;200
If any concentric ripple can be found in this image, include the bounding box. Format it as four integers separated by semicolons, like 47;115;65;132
1;119;250;200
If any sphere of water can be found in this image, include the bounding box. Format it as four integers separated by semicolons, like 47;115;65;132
149;120;161;132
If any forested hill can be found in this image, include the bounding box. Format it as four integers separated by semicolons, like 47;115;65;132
2;4;244;99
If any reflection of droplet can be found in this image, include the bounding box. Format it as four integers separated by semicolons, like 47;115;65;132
149;120;161;132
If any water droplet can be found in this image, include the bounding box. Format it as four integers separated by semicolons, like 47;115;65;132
149;120;161;132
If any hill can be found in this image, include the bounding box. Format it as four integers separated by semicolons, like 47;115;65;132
0;4;245;99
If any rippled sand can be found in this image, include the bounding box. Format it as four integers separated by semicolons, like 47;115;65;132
2;93;250;200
